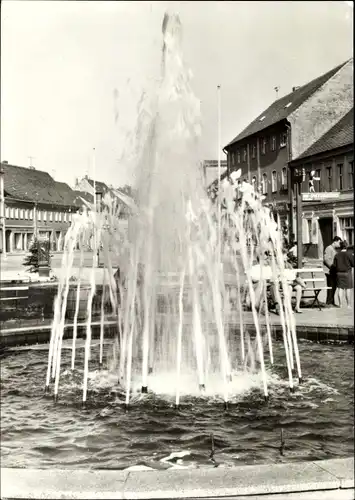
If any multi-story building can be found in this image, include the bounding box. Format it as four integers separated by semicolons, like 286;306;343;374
289;109;353;258
223;59;353;229
0;166;5;253
202;160;227;188
1;161;81;254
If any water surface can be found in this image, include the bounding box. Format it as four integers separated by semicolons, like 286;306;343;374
1;340;353;470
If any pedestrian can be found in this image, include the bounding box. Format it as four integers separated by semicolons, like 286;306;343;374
323;236;342;305
332;240;354;308
270;253;306;314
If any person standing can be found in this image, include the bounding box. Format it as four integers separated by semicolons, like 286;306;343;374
332;241;354;308
323;236;342;305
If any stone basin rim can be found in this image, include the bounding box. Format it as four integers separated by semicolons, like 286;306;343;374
1;457;354;499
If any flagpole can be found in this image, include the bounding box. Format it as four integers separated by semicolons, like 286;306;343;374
217;84;222;265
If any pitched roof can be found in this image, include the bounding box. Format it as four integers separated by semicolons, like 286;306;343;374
297;109;353;160
1;163;79;207
86;177;111;194
225;60;348;148
73;189;94;205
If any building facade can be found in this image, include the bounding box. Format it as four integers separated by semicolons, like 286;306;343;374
202;160;228;187
290;109;353;258
223;59;353;229
74;175;132;218
1;162;81;254
0;166;5;253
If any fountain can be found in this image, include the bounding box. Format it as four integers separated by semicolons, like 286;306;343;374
45;12;302;408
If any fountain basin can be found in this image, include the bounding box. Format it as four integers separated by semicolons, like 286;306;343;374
1;340;353;470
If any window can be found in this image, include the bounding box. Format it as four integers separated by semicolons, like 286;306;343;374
243;148;247;162
231;153;235;167
5;207;10;218
262;173;268;194
49;212;53;222
29;210;33;220
271;170;277;192
280;133;287;148
237;151;241;164
43;211;47;221
271;136;276;151
19;209;24;219
252;144;256;159
337;164;343;191
340;217;354;245
10;208;15;218
281;166;287;187
15;208;19;219
326;166;332;191
38;210;41;221
261;138;267;155
349;161;353;189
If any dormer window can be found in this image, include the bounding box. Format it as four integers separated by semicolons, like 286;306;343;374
259;116;266;122
284;102;292;109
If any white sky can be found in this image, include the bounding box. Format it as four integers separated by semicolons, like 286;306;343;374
1;1;353;188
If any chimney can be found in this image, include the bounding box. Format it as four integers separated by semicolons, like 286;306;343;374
292;86;300;92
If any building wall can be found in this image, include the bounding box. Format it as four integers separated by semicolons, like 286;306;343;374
292;146;354;257
0;170;4;253
227;122;290;209
289;59;353;159
203;160;227;187
4;198;75;253
76;177;94;195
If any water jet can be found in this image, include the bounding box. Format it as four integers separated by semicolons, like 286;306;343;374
42;11;302;408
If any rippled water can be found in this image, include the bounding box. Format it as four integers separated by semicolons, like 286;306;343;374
1;340;353;470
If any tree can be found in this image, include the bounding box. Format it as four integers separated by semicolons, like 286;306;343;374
23;238;50;273
23;238;40;273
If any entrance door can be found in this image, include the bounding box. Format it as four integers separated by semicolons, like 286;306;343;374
319;217;333;250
